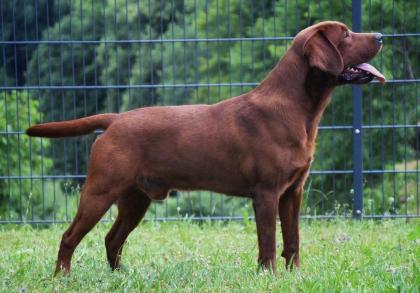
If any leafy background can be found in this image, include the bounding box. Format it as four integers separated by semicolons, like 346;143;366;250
0;0;418;221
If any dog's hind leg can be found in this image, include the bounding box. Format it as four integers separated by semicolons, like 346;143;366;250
55;183;117;275
105;189;151;270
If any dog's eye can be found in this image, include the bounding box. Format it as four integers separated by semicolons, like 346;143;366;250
344;31;350;38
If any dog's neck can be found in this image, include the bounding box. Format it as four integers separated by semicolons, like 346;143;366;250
253;49;337;143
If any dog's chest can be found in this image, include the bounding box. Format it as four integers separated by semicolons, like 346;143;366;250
242;142;312;186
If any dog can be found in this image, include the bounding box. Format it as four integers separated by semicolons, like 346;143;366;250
26;21;385;274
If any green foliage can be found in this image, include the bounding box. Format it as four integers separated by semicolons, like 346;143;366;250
1;0;418;217
0;221;418;291
0;0;71;86
148;191;253;220
0;91;52;220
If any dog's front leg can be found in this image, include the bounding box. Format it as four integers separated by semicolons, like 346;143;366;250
253;188;279;273
278;168;308;270
278;186;302;269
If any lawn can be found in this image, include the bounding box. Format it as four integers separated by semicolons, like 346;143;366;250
0;219;419;292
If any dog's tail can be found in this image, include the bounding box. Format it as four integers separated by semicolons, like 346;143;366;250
26;113;118;138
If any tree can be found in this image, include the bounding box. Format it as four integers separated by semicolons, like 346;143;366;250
0;0;71;86
0;91;52;220
25;0;190;174
6;0;418;217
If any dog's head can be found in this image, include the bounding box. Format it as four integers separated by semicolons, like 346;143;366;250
293;21;385;85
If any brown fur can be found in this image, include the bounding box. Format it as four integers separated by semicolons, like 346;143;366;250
26;21;383;274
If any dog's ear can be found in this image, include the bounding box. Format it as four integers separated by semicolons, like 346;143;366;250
303;29;344;76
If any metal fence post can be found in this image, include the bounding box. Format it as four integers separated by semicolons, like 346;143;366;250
352;0;363;219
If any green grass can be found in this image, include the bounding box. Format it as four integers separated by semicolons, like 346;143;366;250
0;220;419;292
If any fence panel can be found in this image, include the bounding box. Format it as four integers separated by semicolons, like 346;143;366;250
0;0;418;223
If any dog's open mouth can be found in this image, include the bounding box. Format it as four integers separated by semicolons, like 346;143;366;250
340;63;386;84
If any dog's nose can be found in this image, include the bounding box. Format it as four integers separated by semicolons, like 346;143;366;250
375;33;383;44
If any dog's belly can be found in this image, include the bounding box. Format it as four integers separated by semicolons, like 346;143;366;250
136;148;310;200
137;165;254;200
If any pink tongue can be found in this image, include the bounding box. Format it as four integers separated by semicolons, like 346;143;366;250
354;63;386;84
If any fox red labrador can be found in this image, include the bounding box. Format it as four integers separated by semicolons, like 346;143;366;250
27;21;385;274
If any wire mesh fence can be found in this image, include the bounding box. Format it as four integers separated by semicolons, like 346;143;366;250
0;0;418;224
